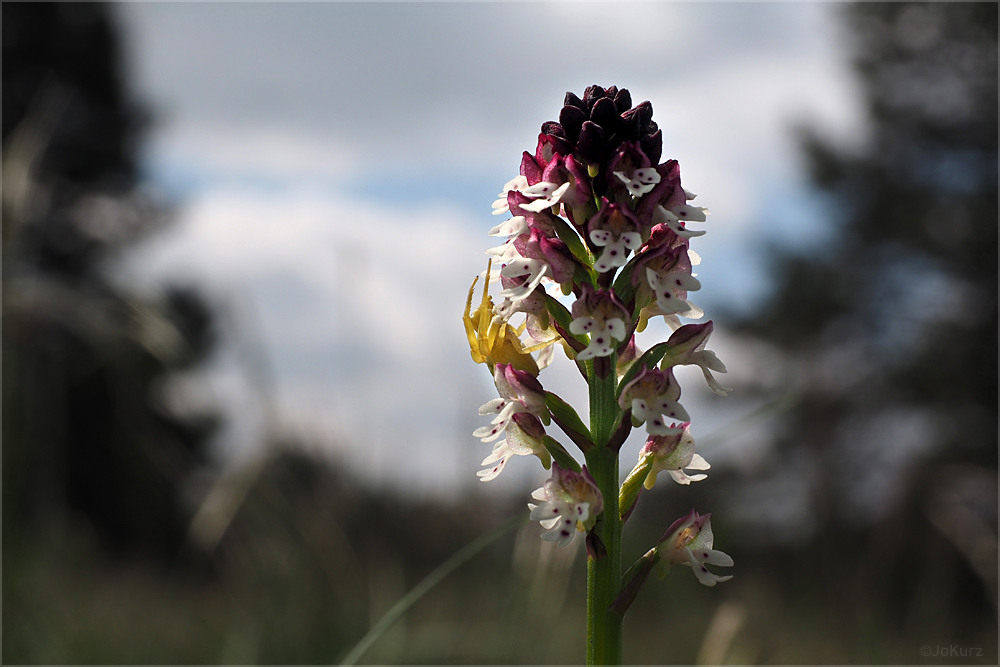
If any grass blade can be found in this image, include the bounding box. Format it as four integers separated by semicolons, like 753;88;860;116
338;511;527;665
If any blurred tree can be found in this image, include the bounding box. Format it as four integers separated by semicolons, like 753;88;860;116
727;0;997;646
2;2;218;561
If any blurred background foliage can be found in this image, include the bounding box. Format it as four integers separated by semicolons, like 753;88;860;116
2;2;996;664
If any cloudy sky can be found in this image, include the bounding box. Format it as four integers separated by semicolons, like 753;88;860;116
113;3;866;497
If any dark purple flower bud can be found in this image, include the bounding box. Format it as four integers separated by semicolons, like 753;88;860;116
619;107;642;143
666;321;714;356
590;97;620;135
614;88;632;114
583;84;607;110
560;104;588;143
538;236;578;285
620;100;652;129
512;412;547;440
541;121;566;138
561;154;594;204
504;362;545;395
634;101;653;126
644;223;682;251
577;120;607;163
641;129;663;165
564;91;586;112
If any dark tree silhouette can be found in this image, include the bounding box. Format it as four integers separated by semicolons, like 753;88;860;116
728;0;997;643
2;3;218;561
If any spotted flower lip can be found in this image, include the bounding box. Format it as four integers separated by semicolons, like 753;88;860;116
477;418;551;482
608;141;661;199
656;510;733;586
492;175;529;216
633;243;703;331
635;159;707;239
587;200;642;273
635;423;710;488
618;366;690;435
519;136;594;208
519;181;571;213
569;286;630;360
528;463;604;546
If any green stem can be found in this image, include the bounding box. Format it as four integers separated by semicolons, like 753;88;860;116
585;355;624;665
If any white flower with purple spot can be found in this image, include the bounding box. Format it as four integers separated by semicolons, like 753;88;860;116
655;510;733;587
633;423;710;488
473;363;548;443
569;286;630;360
591;229;641;273
653;203;708;239
478;418;550;482
528;464;604;547
619;367;690;436
587;200;643;273
518;181;571;213
614;167;661;197
485;216;529;262
492;175;529;216
646;267;702;316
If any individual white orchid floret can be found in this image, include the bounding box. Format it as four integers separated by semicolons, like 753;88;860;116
661;322;733;396
653;203;709;239
485;216;529;262
655;510;733;587
618;367;690;436
635;245;705;333
492;175;529;215
528;464;603;547
646;268;702;316
587;200;643;273
590;229;642;273
633;423;710;488
478;418;550;482
499;258;550;303
473;363;548;443
569;286;630;360
614;167;661;197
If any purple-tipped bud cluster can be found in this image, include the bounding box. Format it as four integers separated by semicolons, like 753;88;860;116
545;85;662;169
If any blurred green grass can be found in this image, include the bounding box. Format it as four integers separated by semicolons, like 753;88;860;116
5;449;996;664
